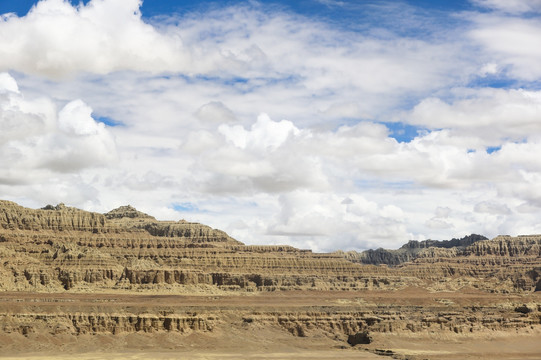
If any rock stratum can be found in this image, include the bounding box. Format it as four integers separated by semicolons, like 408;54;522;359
336;234;489;267
0;200;540;359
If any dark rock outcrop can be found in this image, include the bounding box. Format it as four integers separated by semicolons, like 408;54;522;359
338;234;488;267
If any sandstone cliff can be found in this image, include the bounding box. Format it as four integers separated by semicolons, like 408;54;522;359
1;200;541;356
1;200;540;294
335;233;541;293
337;234;488;267
0;201;401;293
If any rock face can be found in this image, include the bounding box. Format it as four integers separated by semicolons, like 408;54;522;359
0;200;109;233
337;234;488;267
336;233;541;293
0;201;540;294
0;200;540;354
0;290;539;355
104;205;156;220
0;200;398;293
395;235;541;293
402;234;488;249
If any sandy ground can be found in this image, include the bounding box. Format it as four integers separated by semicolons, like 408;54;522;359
0;352;383;360
2;334;541;360
366;330;541;359
0;286;535;308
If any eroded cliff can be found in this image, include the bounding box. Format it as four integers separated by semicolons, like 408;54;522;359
1;201;540;294
0;200;402;293
1;200;541;357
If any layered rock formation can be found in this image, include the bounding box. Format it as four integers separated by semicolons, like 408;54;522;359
0;200;402;293
1;200;540;356
337;234;488;267
1;200;540;294
394;234;541;293
0;290;539;357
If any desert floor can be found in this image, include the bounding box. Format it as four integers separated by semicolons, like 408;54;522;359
0;289;540;359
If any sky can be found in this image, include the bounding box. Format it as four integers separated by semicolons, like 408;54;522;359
1;0;541;252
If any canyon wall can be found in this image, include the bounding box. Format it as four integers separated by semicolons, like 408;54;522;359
0;200;403;293
1;200;540;294
1;200;541;355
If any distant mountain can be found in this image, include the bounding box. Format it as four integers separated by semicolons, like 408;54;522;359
400;234;488;250
337;234;488;267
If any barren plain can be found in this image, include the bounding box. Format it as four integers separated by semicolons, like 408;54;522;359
0;200;540;359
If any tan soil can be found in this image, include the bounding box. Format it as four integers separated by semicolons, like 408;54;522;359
0;290;540;359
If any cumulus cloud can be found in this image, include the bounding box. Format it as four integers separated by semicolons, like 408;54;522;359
266;191;409;251
0;72;19;93
219;113;300;151
187;114;327;194
478;62;500;77
58;99;105;136
408;88;541;143
0;0;470;108
469;13;541;79
4;0;541;252
0;0;187;77
185;107;541;217
0;72;117;181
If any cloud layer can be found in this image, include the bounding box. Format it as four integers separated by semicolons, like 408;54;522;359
1;0;541;251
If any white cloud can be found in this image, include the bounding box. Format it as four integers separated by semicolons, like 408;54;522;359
425;218;454;230
0;73;117;181
58;99;105;135
191;114;328;194
316;0;347;8
469;14;541;79
0;0;471;112
0;72;19;93
195;101;237;125
3;1;541;252
219;113;300;151
473;0;541;14
266;191;410;251
0;0;187;77
408;88;541;143
474;200;512;215
434;206;452;218
479;62;499;77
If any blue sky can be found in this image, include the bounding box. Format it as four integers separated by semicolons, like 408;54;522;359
1;0;541;251
0;0;476;16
